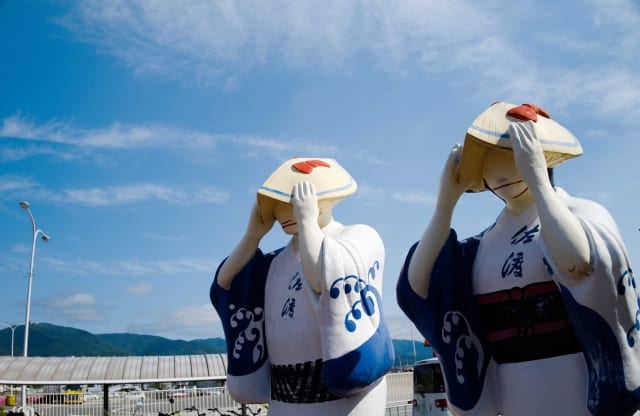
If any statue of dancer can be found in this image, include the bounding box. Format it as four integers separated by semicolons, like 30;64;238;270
397;102;640;415
211;157;394;416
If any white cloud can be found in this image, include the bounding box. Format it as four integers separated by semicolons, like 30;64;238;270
43;255;219;277
125;304;221;339
54;0;640;124
59;184;185;207
41;257;117;276
385;314;422;341
353;183;387;206
391;190;436;205
125;282;153;295
240;136;338;160
44;293;96;308
1;180;230;207
1;114;220;151
2;114;338;163
0;174;230;212
165;304;220;327
0;145;76;162
39;293;106;322
0;175;38;193
141;232;186;242
57;0;493;79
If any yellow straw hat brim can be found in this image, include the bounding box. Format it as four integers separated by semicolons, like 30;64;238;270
257;157;357;221
456;102;583;192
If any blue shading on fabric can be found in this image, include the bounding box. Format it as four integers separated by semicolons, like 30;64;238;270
396;230;492;411
559;284;640;416
210;248;283;376
322;315;394;397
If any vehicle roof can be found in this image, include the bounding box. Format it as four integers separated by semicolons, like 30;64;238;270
413;357;439;366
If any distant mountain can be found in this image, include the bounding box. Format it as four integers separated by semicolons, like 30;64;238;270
0;323;429;367
0;323;129;356
98;333;223;356
392;339;434;367
0;323;224;357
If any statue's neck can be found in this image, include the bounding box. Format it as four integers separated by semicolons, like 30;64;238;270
504;188;536;216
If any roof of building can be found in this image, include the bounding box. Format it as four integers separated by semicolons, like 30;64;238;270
0;354;228;385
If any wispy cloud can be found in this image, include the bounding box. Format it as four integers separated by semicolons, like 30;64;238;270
2;114;339;162
41;256;219;277
44;293;96;308
1;114;220;151
125;282;153;295
56;0;497;77
391;190;436;205
55;184;229;207
0;175;38;192
54;0;640;122
0;175;230;207
164;304;220;327
141;232;186;242
40;293;106;322
385;314;421;341
239;136;338;159
124;304;220;339
354;183;387;206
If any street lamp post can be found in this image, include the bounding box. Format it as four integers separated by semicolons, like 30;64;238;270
0;322;23;399
19;201;50;407
0;322;22;356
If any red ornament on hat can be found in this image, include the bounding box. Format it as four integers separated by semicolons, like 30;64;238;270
506;103;551;122
293;159;331;174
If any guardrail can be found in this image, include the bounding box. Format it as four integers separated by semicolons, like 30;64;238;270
1;372;414;416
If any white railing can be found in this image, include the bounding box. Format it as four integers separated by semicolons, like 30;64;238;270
385;372;413;416
8;388;251;416
3;373;413;416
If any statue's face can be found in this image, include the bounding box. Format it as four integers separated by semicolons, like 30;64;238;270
272;199;334;235
273;202;298;235
482;149;529;201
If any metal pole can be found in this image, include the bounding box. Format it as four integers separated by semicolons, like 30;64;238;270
19;201;49;408
0;322;18;356
23;206;37;361
410;324;417;364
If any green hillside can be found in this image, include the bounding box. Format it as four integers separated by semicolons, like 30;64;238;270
0;323;428;367
0;323;129;356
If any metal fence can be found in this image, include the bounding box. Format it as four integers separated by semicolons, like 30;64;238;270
2;388;256;416
2;372;414;416
385;371;413;416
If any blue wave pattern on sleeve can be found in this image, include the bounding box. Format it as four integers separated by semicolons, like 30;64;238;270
396;231;491;411
210;248;283;376
559;283;640;416
322;322;394;397
322;260;394;397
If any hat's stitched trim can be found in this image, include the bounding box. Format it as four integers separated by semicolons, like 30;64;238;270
259;178;355;199
468;124;581;148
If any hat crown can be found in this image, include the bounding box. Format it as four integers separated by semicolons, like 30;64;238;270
466;101;583;158
458;102;583;192
257;157;357;204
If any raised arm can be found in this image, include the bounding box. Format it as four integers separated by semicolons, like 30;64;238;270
292;181;325;294
509;121;591;279
217;201;275;289
408;144;472;298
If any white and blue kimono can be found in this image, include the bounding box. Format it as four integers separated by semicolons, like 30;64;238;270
211;221;394;416
397;188;640;415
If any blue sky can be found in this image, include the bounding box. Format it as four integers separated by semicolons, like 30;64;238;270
1;0;639;342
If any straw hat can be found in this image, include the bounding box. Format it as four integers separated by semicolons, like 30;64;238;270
456;102;583;191
257;157;357;221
